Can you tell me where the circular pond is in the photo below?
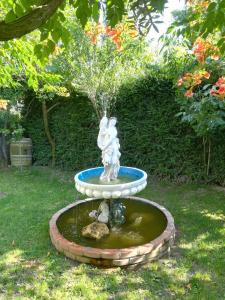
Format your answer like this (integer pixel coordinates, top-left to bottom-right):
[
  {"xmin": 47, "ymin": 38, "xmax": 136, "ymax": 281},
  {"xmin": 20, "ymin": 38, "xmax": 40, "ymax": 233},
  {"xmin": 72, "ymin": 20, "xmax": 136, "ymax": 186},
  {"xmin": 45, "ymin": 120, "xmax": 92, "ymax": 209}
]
[{"xmin": 50, "ymin": 197, "xmax": 175, "ymax": 267}]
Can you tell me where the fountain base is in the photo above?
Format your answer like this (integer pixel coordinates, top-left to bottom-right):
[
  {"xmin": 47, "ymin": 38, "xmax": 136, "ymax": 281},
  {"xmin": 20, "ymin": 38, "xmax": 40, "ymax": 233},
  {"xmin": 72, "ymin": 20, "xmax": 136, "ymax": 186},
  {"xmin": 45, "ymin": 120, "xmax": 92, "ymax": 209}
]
[{"xmin": 49, "ymin": 197, "xmax": 175, "ymax": 267}]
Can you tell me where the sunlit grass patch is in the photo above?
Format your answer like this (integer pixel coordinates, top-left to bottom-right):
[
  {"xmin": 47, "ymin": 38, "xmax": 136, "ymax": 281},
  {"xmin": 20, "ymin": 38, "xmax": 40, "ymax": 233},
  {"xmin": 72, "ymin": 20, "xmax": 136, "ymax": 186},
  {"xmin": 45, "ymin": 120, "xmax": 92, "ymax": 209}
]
[{"xmin": 0, "ymin": 167, "xmax": 224, "ymax": 299}]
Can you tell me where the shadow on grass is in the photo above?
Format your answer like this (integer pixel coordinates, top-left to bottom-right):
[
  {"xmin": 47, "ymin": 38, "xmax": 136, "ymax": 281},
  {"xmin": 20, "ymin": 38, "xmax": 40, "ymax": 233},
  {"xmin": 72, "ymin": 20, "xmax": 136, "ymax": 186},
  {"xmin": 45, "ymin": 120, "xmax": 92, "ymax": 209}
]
[{"xmin": 0, "ymin": 168, "xmax": 224, "ymax": 299}]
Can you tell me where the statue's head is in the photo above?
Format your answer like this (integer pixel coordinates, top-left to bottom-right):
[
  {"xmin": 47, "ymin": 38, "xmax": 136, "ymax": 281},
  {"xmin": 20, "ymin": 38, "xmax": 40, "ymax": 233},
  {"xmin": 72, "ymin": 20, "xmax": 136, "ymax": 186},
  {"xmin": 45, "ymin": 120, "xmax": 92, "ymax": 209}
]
[
  {"xmin": 109, "ymin": 117, "xmax": 117, "ymax": 127},
  {"xmin": 99, "ymin": 116, "xmax": 108, "ymax": 128}
]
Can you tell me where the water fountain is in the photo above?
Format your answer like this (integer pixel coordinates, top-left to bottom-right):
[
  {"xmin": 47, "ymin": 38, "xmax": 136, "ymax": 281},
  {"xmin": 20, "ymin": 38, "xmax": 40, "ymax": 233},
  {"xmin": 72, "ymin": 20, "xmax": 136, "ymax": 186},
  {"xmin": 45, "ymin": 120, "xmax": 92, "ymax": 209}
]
[{"xmin": 49, "ymin": 116, "xmax": 175, "ymax": 267}]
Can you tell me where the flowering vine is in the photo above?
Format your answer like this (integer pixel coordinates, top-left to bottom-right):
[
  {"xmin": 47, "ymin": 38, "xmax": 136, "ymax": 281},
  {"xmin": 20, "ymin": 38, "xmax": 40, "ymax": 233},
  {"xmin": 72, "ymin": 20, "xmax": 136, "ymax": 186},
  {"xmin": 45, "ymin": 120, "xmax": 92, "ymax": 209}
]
[
  {"xmin": 187, "ymin": 0, "xmax": 209, "ymax": 10},
  {"xmin": 177, "ymin": 36, "xmax": 223, "ymax": 100},
  {"xmin": 210, "ymin": 76, "xmax": 225, "ymax": 100},
  {"xmin": 177, "ymin": 70, "xmax": 210, "ymax": 97},
  {"xmin": 85, "ymin": 22, "xmax": 138, "ymax": 51},
  {"xmin": 193, "ymin": 37, "xmax": 219, "ymax": 64}
]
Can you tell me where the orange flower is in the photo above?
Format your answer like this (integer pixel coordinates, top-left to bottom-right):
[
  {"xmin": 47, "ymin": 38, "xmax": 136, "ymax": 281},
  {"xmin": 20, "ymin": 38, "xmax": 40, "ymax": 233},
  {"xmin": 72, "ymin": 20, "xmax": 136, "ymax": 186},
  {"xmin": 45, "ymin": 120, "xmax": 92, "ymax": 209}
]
[
  {"xmin": 187, "ymin": 0, "xmax": 209, "ymax": 11},
  {"xmin": 177, "ymin": 78, "xmax": 183, "ymax": 86},
  {"xmin": 53, "ymin": 45, "xmax": 61, "ymax": 56},
  {"xmin": 85, "ymin": 22, "xmax": 138, "ymax": 50},
  {"xmin": 193, "ymin": 37, "xmax": 219, "ymax": 64},
  {"xmin": 211, "ymin": 54, "xmax": 219, "ymax": 61},
  {"xmin": 210, "ymin": 77, "xmax": 225, "ymax": 100},
  {"xmin": 178, "ymin": 70, "xmax": 211, "ymax": 97},
  {"xmin": 202, "ymin": 71, "xmax": 210, "ymax": 79},
  {"xmin": 0, "ymin": 100, "xmax": 8, "ymax": 110},
  {"xmin": 185, "ymin": 89, "xmax": 194, "ymax": 98},
  {"xmin": 216, "ymin": 76, "xmax": 225, "ymax": 86},
  {"xmin": 218, "ymin": 86, "xmax": 225, "ymax": 94},
  {"xmin": 128, "ymin": 30, "xmax": 138, "ymax": 38}
]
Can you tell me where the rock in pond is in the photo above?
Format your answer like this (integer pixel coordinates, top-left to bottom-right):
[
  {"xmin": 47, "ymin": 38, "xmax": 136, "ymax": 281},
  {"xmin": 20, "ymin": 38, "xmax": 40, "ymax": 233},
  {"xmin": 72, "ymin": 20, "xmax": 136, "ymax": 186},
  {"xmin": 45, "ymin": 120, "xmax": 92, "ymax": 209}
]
[
  {"xmin": 123, "ymin": 231, "xmax": 144, "ymax": 244},
  {"xmin": 81, "ymin": 222, "xmax": 110, "ymax": 240}
]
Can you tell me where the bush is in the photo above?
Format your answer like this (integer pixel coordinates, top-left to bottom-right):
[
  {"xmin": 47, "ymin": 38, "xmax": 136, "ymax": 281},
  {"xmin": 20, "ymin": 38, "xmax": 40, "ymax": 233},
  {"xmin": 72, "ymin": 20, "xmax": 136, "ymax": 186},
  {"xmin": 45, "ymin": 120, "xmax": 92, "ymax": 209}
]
[{"xmin": 23, "ymin": 75, "xmax": 225, "ymax": 184}]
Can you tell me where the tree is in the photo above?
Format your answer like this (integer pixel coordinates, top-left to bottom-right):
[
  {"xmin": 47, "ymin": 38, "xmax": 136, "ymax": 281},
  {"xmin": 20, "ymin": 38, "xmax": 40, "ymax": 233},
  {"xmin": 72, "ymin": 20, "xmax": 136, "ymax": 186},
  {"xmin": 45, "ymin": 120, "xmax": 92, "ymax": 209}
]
[
  {"xmin": 0, "ymin": 0, "xmax": 168, "ymax": 42},
  {"xmin": 0, "ymin": 0, "xmax": 64, "ymax": 41},
  {"xmin": 55, "ymin": 21, "xmax": 151, "ymax": 118},
  {"xmin": 0, "ymin": 29, "xmax": 68, "ymax": 167}
]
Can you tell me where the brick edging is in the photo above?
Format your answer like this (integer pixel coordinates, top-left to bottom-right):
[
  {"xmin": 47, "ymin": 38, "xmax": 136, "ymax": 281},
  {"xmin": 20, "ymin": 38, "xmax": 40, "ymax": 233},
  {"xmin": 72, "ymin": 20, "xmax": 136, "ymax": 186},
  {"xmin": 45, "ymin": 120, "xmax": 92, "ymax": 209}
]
[{"xmin": 49, "ymin": 197, "xmax": 175, "ymax": 267}]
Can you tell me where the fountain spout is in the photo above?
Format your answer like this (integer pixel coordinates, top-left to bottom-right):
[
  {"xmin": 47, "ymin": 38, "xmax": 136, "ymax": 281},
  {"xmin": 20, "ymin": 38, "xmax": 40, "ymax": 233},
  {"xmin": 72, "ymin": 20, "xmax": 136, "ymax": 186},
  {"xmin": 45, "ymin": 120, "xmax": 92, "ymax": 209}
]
[{"xmin": 97, "ymin": 116, "xmax": 121, "ymax": 182}]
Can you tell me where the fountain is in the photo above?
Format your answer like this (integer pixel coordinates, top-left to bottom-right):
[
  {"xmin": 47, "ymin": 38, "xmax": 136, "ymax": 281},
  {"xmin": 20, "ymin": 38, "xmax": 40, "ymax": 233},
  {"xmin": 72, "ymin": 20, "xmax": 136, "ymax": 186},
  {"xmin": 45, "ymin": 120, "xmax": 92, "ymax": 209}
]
[{"xmin": 49, "ymin": 116, "xmax": 175, "ymax": 267}]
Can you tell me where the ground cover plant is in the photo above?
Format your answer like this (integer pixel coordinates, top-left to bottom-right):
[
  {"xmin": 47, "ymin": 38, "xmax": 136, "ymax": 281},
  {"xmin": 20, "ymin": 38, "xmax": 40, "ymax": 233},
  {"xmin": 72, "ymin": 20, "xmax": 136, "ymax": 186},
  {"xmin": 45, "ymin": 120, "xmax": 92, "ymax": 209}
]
[{"xmin": 0, "ymin": 167, "xmax": 224, "ymax": 299}]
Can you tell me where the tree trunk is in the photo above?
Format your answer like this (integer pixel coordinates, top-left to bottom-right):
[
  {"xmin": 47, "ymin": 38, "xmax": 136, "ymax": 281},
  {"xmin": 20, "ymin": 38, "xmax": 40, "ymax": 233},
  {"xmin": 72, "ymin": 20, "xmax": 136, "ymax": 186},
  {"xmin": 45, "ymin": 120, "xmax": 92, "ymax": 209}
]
[
  {"xmin": 0, "ymin": 0, "xmax": 65, "ymax": 41},
  {"xmin": 206, "ymin": 138, "xmax": 211, "ymax": 177},
  {"xmin": 0, "ymin": 134, "xmax": 8, "ymax": 167},
  {"xmin": 42, "ymin": 101, "xmax": 56, "ymax": 167}
]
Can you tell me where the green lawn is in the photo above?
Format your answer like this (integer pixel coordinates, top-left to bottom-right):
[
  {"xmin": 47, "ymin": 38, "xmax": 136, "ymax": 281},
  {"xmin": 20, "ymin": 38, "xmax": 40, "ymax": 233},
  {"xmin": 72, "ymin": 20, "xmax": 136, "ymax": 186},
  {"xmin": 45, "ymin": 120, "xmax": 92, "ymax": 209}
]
[{"xmin": 0, "ymin": 167, "xmax": 224, "ymax": 300}]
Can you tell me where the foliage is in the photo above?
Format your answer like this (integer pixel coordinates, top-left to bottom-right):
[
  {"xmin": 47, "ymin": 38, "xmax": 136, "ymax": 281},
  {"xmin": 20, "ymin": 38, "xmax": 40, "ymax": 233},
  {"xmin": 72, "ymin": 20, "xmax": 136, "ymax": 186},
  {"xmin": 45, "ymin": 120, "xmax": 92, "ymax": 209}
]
[
  {"xmin": 0, "ymin": 32, "xmax": 65, "ymax": 93},
  {"xmin": 0, "ymin": 106, "xmax": 23, "ymax": 141},
  {"xmin": 0, "ymin": 95, "xmax": 23, "ymax": 166},
  {"xmin": 167, "ymin": 0, "xmax": 225, "ymax": 53},
  {"xmin": 175, "ymin": 35, "xmax": 225, "ymax": 175},
  {"xmin": 0, "ymin": 167, "xmax": 225, "ymax": 299},
  {"xmin": 0, "ymin": 0, "xmax": 168, "ymax": 66},
  {"xmin": 0, "ymin": 88, "xmax": 25, "ymax": 166},
  {"xmin": 22, "ymin": 74, "xmax": 225, "ymax": 183},
  {"xmin": 54, "ymin": 20, "xmax": 151, "ymax": 117}
]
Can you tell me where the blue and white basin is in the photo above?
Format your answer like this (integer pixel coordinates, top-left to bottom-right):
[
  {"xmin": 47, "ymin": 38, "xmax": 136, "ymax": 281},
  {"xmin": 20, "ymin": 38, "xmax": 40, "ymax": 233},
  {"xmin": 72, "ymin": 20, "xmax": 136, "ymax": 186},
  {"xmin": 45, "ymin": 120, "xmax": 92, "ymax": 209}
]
[{"xmin": 75, "ymin": 166, "xmax": 147, "ymax": 199}]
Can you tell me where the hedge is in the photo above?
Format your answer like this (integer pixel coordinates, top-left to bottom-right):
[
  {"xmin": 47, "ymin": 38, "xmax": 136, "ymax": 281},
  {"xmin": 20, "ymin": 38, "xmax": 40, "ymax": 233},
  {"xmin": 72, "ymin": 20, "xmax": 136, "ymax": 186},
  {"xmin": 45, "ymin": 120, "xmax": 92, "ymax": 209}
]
[{"xmin": 23, "ymin": 76, "xmax": 225, "ymax": 184}]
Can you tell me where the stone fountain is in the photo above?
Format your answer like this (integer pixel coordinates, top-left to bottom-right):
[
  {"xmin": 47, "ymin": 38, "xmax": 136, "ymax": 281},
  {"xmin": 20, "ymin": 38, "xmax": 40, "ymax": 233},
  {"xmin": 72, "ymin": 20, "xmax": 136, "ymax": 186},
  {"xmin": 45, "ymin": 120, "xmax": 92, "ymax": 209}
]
[{"xmin": 49, "ymin": 116, "xmax": 175, "ymax": 267}]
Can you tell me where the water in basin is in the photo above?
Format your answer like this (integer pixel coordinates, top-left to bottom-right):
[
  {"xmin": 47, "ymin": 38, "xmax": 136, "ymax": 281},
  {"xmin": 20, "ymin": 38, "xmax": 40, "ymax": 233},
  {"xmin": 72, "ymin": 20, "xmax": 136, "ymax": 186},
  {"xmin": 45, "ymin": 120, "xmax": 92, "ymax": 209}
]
[
  {"xmin": 57, "ymin": 199, "xmax": 167, "ymax": 249},
  {"xmin": 85, "ymin": 175, "xmax": 134, "ymax": 185}
]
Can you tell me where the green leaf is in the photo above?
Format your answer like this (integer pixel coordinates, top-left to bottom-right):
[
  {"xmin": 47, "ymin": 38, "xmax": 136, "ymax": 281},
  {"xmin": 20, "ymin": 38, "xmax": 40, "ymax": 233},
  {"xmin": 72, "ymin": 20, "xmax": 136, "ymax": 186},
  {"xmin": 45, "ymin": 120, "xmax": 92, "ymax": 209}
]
[
  {"xmin": 14, "ymin": 4, "xmax": 24, "ymax": 17},
  {"xmin": 92, "ymin": 2, "xmax": 99, "ymax": 23},
  {"xmin": 207, "ymin": 2, "xmax": 217, "ymax": 11},
  {"xmin": 5, "ymin": 10, "xmax": 17, "ymax": 23},
  {"xmin": 51, "ymin": 28, "xmax": 61, "ymax": 43},
  {"xmin": 60, "ymin": 27, "xmax": 70, "ymax": 46},
  {"xmin": 46, "ymin": 39, "xmax": 55, "ymax": 55},
  {"xmin": 40, "ymin": 30, "xmax": 49, "ymax": 41},
  {"xmin": 34, "ymin": 44, "xmax": 42, "ymax": 58}
]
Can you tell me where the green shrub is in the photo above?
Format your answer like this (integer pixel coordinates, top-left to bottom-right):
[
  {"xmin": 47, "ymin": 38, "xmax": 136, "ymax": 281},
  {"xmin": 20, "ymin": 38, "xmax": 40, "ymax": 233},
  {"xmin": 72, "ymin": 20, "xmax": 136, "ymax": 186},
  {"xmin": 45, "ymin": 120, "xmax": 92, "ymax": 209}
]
[{"xmin": 22, "ymin": 75, "xmax": 225, "ymax": 184}]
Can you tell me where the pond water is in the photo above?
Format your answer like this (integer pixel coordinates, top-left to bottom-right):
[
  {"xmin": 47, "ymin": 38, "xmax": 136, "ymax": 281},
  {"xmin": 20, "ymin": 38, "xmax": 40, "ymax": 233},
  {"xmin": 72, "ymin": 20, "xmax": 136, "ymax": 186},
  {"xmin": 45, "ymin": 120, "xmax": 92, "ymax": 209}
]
[
  {"xmin": 85, "ymin": 175, "xmax": 134, "ymax": 185},
  {"xmin": 57, "ymin": 199, "xmax": 167, "ymax": 249}
]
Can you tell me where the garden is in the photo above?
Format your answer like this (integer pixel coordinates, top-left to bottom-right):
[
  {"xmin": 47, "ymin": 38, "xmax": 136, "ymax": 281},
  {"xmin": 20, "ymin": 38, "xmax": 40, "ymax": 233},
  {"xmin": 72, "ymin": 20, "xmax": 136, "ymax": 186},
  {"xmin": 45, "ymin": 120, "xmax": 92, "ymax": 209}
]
[{"xmin": 0, "ymin": 0, "xmax": 225, "ymax": 299}]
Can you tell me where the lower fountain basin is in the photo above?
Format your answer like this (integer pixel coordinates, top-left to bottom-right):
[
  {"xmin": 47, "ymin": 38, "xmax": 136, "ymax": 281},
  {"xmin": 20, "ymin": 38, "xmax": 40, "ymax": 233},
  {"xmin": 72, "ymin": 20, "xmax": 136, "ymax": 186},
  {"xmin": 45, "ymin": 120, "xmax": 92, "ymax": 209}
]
[
  {"xmin": 49, "ymin": 197, "xmax": 175, "ymax": 267},
  {"xmin": 74, "ymin": 166, "xmax": 147, "ymax": 198}
]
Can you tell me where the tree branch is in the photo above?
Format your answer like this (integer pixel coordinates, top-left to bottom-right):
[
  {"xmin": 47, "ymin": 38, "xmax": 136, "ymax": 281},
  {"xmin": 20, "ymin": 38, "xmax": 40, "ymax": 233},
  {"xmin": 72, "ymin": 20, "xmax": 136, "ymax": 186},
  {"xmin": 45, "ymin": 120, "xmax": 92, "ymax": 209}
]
[
  {"xmin": 0, "ymin": 0, "xmax": 65, "ymax": 41},
  {"xmin": 47, "ymin": 102, "xmax": 60, "ymax": 113}
]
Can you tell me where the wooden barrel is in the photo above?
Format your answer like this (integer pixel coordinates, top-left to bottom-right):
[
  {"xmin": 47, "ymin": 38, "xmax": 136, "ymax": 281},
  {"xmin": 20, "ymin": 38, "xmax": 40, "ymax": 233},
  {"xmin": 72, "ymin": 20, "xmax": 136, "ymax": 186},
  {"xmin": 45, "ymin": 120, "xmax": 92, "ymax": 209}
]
[{"xmin": 10, "ymin": 138, "xmax": 32, "ymax": 167}]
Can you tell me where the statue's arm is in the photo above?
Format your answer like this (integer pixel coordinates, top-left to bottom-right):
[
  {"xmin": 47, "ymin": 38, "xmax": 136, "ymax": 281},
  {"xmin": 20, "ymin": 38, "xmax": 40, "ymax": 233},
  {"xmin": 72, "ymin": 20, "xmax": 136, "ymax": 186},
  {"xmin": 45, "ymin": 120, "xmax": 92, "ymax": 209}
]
[
  {"xmin": 102, "ymin": 128, "xmax": 117, "ymax": 150},
  {"xmin": 102, "ymin": 134, "xmax": 116, "ymax": 150},
  {"xmin": 97, "ymin": 129, "xmax": 106, "ymax": 149}
]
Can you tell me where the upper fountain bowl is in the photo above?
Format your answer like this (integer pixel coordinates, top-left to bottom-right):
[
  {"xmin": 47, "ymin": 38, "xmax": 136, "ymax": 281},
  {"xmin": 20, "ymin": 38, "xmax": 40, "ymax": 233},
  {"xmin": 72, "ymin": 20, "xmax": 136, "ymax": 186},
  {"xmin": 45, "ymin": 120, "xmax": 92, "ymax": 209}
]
[{"xmin": 75, "ymin": 166, "xmax": 147, "ymax": 199}]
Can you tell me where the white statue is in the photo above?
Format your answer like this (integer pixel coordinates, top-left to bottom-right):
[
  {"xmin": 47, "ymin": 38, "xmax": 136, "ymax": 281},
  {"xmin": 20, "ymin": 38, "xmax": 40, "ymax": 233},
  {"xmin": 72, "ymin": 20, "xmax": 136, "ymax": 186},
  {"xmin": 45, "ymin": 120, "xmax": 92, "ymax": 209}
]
[
  {"xmin": 97, "ymin": 200, "xmax": 110, "ymax": 223},
  {"xmin": 97, "ymin": 116, "xmax": 121, "ymax": 182},
  {"xmin": 88, "ymin": 200, "xmax": 109, "ymax": 224}
]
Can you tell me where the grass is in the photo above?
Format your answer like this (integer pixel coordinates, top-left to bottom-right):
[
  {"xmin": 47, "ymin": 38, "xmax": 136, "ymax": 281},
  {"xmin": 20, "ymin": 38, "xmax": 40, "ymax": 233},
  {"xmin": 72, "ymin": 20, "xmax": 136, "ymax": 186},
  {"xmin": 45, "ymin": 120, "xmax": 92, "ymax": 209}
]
[{"xmin": 0, "ymin": 166, "xmax": 224, "ymax": 300}]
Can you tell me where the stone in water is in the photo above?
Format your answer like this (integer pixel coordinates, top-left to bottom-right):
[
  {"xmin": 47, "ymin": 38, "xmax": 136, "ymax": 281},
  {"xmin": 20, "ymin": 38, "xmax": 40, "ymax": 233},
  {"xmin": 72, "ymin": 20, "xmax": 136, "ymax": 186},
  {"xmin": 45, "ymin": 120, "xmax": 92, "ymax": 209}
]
[
  {"xmin": 133, "ymin": 216, "xmax": 143, "ymax": 226},
  {"xmin": 89, "ymin": 210, "xmax": 98, "ymax": 219},
  {"xmin": 123, "ymin": 231, "xmax": 144, "ymax": 244},
  {"xmin": 82, "ymin": 222, "xmax": 109, "ymax": 240}
]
